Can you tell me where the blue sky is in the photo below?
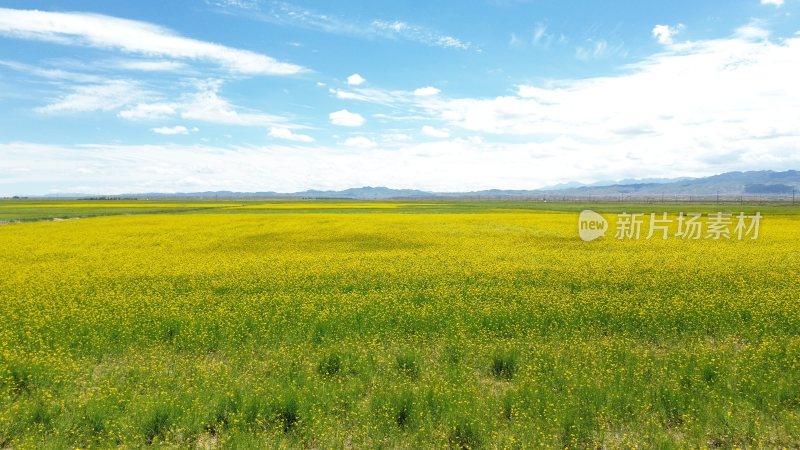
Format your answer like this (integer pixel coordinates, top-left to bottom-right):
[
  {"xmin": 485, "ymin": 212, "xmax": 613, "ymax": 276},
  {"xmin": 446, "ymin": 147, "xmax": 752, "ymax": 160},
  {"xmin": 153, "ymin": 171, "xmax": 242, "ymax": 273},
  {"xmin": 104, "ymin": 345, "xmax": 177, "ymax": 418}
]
[{"xmin": 0, "ymin": 0, "xmax": 798, "ymax": 195}]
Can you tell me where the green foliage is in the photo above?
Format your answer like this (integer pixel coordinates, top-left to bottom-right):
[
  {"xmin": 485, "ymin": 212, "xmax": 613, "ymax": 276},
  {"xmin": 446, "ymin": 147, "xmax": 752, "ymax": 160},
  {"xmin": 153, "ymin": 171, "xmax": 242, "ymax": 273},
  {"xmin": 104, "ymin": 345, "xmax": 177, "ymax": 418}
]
[
  {"xmin": 317, "ymin": 353, "xmax": 343, "ymax": 378},
  {"xmin": 396, "ymin": 351, "xmax": 421, "ymax": 379},
  {"xmin": 490, "ymin": 349, "xmax": 518, "ymax": 381}
]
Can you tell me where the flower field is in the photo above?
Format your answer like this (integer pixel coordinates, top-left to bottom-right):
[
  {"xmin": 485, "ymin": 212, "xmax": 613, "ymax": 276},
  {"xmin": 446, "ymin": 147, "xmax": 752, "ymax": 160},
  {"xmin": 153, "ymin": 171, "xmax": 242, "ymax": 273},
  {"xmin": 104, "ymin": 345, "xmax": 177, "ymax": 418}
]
[{"xmin": 1, "ymin": 200, "xmax": 799, "ymax": 448}]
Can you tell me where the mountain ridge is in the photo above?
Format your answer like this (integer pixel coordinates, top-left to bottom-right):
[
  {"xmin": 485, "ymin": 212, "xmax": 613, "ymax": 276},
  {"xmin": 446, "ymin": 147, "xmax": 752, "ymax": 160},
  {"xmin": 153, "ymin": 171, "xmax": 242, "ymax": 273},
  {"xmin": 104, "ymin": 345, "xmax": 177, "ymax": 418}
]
[{"xmin": 33, "ymin": 170, "xmax": 800, "ymax": 199}]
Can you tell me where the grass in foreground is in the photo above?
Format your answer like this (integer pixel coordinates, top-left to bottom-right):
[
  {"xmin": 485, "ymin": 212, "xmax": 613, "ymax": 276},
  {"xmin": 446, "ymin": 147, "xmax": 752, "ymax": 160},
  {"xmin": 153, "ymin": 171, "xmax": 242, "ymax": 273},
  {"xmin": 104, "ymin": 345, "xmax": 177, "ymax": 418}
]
[{"xmin": 1, "ymin": 201, "xmax": 799, "ymax": 448}]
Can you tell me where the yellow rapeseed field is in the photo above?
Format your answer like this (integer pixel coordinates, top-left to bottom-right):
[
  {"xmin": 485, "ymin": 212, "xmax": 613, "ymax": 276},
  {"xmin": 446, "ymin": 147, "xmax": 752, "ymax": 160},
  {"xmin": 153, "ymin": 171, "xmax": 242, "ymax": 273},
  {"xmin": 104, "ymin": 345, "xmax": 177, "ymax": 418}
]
[{"xmin": 0, "ymin": 201, "xmax": 798, "ymax": 448}]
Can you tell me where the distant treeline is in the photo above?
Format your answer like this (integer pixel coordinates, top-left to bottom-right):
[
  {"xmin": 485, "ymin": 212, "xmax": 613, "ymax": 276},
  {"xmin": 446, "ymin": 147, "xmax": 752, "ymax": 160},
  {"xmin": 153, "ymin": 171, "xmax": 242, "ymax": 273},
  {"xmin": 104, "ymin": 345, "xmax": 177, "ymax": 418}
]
[{"xmin": 78, "ymin": 196, "xmax": 140, "ymax": 201}]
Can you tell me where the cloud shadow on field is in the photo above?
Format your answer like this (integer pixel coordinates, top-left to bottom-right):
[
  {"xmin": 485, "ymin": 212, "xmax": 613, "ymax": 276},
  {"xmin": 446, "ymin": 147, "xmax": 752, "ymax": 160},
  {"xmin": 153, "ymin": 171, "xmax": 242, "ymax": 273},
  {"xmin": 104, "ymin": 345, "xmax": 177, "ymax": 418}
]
[{"xmin": 219, "ymin": 231, "xmax": 430, "ymax": 254}]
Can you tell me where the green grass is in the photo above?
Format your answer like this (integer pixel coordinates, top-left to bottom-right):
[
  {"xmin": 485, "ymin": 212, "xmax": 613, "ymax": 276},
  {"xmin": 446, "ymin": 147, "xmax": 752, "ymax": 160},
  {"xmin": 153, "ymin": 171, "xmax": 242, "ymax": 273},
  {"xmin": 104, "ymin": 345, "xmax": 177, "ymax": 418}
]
[
  {"xmin": 0, "ymin": 199, "xmax": 238, "ymax": 222},
  {"xmin": 4, "ymin": 198, "xmax": 799, "ymax": 223}
]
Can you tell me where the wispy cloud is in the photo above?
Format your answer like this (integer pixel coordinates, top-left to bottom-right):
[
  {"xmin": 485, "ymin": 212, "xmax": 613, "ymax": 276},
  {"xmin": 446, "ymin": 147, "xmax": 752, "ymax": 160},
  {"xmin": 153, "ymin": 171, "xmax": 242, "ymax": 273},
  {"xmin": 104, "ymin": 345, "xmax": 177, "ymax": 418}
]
[
  {"xmin": 8, "ymin": 50, "xmax": 300, "ymax": 129},
  {"xmin": 25, "ymin": 65, "xmax": 300, "ymax": 129},
  {"xmin": 371, "ymin": 20, "xmax": 472, "ymax": 50},
  {"xmin": 0, "ymin": 7, "xmax": 305, "ymax": 75},
  {"xmin": 331, "ymin": 85, "xmax": 444, "ymax": 112},
  {"xmin": 178, "ymin": 80, "xmax": 294, "ymax": 127},
  {"xmin": 0, "ymin": 59, "xmax": 102, "ymax": 83},
  {"xmin": 111, "ymin": 60, "xmax": 189, "ymax": 72},
  {"xmin": 509, "ymin": 22, "xmax": 566, "ymax": 49},
  {"xmin": 330, "ymin": 87, "xmax": 401, "ymax": 106},
  {"xmin": 575, "ymin": 39, "xmax": 627, "ymax": 60},
  {"xmin": 207, "ymin": 1, "xmax": 475, "ymax": 51},
  {"xmin": 533, "ymin": 23, "xmax": 549, "ymax": 45},
  {"xmin": 37, "ymin": 80, "xmax": 151, "ymax": 114},
  {"xmin": 212, "ymin": 0, "xmax": 260, "ymax": 9},
  {"xmin": 118, "ymin": 102, "xmax": 178, "ymax": 120}
]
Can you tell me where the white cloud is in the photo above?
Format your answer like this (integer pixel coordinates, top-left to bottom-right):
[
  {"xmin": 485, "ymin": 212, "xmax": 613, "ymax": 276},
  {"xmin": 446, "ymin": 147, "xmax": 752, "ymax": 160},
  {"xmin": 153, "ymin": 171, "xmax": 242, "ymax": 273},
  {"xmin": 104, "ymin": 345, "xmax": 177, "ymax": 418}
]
[
  {"xmin": 374, "ymin": 20, "xmax": 408, "ymax": 32},
  {"xmin": 37, "ymin": 80, "xmax": 148, "ymax": 114},
  {"xmin": 343, "ymin": 136, "xmax": 377, "ymax": 149},
  {"xmin": 5, "ymin": 134, "xmax": 799, "ymax": 196},
  {"xmin": 4, "ymin": 21, "xmax": 800, "ymax": 195},
  {"xmin": 436, "ymin": 36, "xmax": 470, "ymax": 50},
  {"xmin": 402, "ymin": 25, "xmax": 800, "ymax": 176},
  {"xmin": 421, "ymin": 125, "xmax": 450, "ymax": 138},
  {"xmin": 180, "ymin": 80, "xmax": 290, "ymax": 127},
  {"xmin": 329, "ymin": 109, "xmax": 365, "ymax": 127},
  {"xmin": 414, "ymin": 86, "xmax": 441, "ymax": 96},
  {"xmin": 152, "ymin": 125, "xmax": 189, "ymax": 135},
  {"xmin": 761, "ymin": 0, "xmax": 784, "ymax": 6},
  {"xmin": 0, "ymin": 8, "xmax": 304, "ymax": 75},
  {"xmin": 652, "ymin": 24, "xmax": 685, "ymax": 45},
  {"xmin": 118, "ymin": 102, "xmax": 177, "ymax": 120},
  {"xmin": 268, "ymin": 127, "xmax": 315, "ymax": 142},
  {"xmin": 347, "ymin": 73, "xmax": 366, "ymax": 86},
  {"xmin": 312, "ymin": 23, "xmax": 800, "ymax": 185},
  {"xmin": 383, "ymin": 133, "xmax": 413, "ymax": 142},
  {"xmin": 517, "ymin": 85, "xmax": 563, "ymax": 103},
  {"xmin": 46, "ymin": 78, "xmax": 295, "ymax": 128},
  {"xmin": 112, "ymin": 59, "xmax": 187, "ymax": 72},
  {"xmin": 318, "ymin": 22, "xmax": 800, "ymax": 187},
  {"xmin": 736, "ymin": 22, "xmax": 771, "ymax": 40}
]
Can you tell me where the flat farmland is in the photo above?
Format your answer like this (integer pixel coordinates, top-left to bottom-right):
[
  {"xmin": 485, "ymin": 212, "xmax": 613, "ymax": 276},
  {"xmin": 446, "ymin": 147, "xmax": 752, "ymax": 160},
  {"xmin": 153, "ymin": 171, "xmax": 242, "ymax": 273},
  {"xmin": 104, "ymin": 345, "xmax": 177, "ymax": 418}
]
[{"xmin": 1, "ymin": 200, "xmax": 799, "ymax": 448}]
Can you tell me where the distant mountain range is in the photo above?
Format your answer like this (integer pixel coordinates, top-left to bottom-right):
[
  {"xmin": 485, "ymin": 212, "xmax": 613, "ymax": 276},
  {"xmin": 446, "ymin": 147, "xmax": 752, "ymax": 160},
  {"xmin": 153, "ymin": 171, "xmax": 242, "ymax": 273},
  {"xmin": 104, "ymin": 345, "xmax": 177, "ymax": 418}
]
[
  {"xmin": 40, "ymin": 170, "xmax": 800, "ymax": 200},
  {"xmin": 538, "ymin": 176, "xmax": 694, "ymax": 191},
  {"xmin": 537, "ymin": 170, "xmax": 800, "ymax": 197}
]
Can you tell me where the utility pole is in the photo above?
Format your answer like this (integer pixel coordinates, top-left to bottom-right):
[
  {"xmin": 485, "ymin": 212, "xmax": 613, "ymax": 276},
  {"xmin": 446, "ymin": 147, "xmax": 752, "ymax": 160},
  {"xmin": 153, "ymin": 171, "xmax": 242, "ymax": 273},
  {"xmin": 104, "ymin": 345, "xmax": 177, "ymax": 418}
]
[{"xmin": 793, "ymin": 186, "xmax": 796, "ymax": 206}]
